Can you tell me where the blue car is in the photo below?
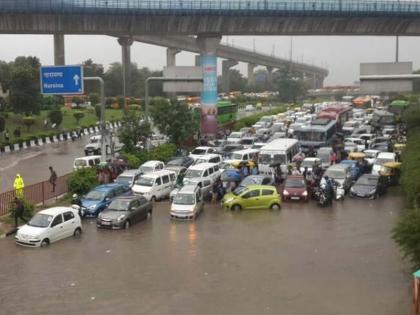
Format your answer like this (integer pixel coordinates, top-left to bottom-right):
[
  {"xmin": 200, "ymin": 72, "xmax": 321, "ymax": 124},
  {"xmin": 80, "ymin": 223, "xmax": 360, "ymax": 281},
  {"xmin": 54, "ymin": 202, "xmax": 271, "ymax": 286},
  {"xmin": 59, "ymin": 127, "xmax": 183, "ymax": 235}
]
[
  {"xmin": 340, "ymin": 160, "xmax": 362, "ymax": 181},
  {"xmin": 80, "ymin": 183, "xmax": 131, "ymax": 217}
]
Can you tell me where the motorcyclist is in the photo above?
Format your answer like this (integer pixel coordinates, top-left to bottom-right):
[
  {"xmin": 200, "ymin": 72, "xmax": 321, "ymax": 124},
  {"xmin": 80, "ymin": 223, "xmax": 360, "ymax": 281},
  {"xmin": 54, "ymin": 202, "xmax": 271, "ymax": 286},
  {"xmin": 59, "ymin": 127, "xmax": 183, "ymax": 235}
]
[{"xmin": 322, "ymin": 176, "xmax": 334, "ymax": 204}]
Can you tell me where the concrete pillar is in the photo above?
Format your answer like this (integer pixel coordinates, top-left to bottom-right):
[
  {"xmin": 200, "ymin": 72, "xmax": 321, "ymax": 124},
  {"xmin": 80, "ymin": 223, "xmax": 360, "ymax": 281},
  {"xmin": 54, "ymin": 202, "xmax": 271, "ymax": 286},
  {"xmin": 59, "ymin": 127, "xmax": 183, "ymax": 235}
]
[
  {"xmin": 266, "ymin": 66, "xmax": 274, "ymax": 88},
  {"xmin": 167, "ymin": 48, "xmax": 181, "ymax": 67},
  {"xmin": 222, "ymin": 59, "xmax": 238, "ymax": 93},
  {"xmin": 117, "ymin": 37, "xmax": 134, "ymax": 98},
  {"xmin": 197, "ymin": 35, "xmax": 221, "ymax": 136},
  {"xmin": 54, "ymin": 34, "xmax": 65, "ymax": 65},
  {"xmin": 195, "ymin": 55, "xmax": 201, "ymax": 66},
  {"xmin": 248, "ymin": 63, "xmax": 256, "ymax": 86}
]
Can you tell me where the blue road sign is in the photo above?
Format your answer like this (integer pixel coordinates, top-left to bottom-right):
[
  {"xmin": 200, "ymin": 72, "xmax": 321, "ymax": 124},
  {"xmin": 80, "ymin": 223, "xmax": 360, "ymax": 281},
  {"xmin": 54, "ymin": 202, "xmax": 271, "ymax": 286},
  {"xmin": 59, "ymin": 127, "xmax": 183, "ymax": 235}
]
[{"xmin": 40, "ymin": 65, "xmax": 84, "ymax": 95}]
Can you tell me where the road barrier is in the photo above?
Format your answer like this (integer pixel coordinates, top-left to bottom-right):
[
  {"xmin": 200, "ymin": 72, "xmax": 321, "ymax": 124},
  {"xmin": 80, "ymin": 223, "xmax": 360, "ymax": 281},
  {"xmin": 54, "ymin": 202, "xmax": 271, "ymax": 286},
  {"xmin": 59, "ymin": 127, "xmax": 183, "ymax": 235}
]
[{"xmin": 0, "ymin": 173, "xmax": 72, "ymax": 216}]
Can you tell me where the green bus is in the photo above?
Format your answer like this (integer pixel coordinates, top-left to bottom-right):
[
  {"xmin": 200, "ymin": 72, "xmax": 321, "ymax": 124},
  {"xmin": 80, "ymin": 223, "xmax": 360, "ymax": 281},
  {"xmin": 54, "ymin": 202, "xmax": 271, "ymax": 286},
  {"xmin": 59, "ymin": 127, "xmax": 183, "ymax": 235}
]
[{"xmin": 217, "ymin": 101, "xmax": 238, "ymax": 127}]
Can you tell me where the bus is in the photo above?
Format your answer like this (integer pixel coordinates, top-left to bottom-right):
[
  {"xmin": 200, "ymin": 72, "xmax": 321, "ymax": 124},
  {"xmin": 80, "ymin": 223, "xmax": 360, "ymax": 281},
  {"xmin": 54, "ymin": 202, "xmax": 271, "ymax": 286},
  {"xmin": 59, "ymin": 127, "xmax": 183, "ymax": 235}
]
[
  {"xmin": 217, "ymin": 101, "xmax": 238, "ymax": 127},
  {"xmin": 294, "ymin": 119, "xmax": 337, "ymax": 152},
  {"xmin": 258, "ymin": 139, "xmax": 300, "ymax": 175},
  {"xmin": 316, "ymin": 105, "xmax": 352, "ymax": 130}
]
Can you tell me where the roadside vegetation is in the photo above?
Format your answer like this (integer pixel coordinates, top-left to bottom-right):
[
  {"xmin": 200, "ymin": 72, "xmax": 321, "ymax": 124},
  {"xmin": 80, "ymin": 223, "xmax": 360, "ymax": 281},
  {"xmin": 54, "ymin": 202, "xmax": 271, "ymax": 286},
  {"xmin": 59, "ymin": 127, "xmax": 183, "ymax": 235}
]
[{"xmin": 393, "ymin": 104, "xmax": 420, "ymax": 268}]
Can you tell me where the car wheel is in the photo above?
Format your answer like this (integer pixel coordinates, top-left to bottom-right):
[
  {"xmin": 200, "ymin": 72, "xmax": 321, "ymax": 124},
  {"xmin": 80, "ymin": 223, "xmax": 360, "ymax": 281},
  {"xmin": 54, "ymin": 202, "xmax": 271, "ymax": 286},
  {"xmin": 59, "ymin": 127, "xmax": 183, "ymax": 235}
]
[
  {"xmin": 73, "ymin": 228, "xmax": 82, "ymax": 238},
  {"xmin": 40, "ymin": 239, "xmax": 50, "ymax": 248},
  {"xmin": 232, "ymin": 204, "xmax": 241, "ymax": 211},
  {"xmin": 124, "ymin": 220, "xmax": 131, "ymax": 229},
  {"xmin": 270, "ymin": 203, "xmax": 281, "ymax": 211}
]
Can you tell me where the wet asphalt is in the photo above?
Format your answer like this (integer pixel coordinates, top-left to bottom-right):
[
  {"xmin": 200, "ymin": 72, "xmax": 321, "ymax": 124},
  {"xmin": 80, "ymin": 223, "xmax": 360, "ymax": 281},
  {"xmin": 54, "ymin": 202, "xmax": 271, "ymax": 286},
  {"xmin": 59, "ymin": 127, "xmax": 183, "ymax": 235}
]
[{"xmin": 0, "ymin": 192, "xmax": 410, "ymax": 315}]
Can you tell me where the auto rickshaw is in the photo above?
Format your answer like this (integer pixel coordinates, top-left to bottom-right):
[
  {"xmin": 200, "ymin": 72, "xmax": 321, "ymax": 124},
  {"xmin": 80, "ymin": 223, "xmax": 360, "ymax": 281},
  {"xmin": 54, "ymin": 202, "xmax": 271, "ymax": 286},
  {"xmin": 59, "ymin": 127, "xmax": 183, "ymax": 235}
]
[
  {"xmin": 379, "ymin": 162, "xmax": 401, "ymax": 186},
  {"xmin": 348, "ymin": 152, "xmax": 365, "ymax": 162}
]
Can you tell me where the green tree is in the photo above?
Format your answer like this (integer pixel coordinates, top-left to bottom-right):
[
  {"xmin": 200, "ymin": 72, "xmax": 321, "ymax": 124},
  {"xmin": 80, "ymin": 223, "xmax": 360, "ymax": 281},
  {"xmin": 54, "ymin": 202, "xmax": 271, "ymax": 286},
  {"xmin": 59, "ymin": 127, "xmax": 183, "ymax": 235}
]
[
  {"xmin": 73, "ymin": 111, "xmax": 85, "ymax": 124},
  {"xmin": 118, "ymin": 111, "xmax": 151, "ymax": 152},
  {"xmin": 9, "ymin": 56, "xmax": 41, "ymax": 114},
  {"xmin": 22, "ymin": 116, "xmax": 35, "ymax": 131},
  {"xmin": 48, "ymin": 109, "xmax": 63, "ymax": 127},
  {"xmin": 83, "ymin": 59, "xmax": 104, "ymax": 94},
  {"xmin": 274, "ymin": 67, "xmax": 308, "ymax": 103},
  {"xmin": 150, "ymin": 98, "xmax": 199, "ymax": 145},
  {"xmin": 0, "ymin": 61, "xmax": 12, "ymax": 93},
  {"xmin": 89, "ymin": 93, "xmax": 100, "ymax": 106},
  {"xmin": 67, "ymin": 168, "xmax": 98, "ymax": 196},
  {"xmin": 0, "ymin": 116, "xmax": 5, "ymax": 133}
]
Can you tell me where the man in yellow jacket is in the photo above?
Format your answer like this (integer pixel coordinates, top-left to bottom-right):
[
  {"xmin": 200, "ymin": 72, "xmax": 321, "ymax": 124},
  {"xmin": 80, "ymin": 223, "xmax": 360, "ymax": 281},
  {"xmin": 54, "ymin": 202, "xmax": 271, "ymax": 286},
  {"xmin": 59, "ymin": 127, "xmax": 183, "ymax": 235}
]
[{"xmin": 13, "ymin": 174, "xmax": 24, "ymax": 198}]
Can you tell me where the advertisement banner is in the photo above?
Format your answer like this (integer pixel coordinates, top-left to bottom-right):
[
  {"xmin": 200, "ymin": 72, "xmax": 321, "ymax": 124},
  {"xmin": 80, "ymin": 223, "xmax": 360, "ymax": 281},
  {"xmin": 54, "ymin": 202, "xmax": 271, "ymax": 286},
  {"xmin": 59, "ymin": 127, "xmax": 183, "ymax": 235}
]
[{"xmin": 200, "ymin": 55, "xmax": 218, "ymax": 135}]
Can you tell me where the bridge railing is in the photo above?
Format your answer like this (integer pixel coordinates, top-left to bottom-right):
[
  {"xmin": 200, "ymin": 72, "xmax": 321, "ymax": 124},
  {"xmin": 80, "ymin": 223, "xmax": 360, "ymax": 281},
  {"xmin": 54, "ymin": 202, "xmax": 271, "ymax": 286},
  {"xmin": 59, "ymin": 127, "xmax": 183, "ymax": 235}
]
[{"xmin": 2, "ymin": 0, "xmax": 420, "ymax": 15}]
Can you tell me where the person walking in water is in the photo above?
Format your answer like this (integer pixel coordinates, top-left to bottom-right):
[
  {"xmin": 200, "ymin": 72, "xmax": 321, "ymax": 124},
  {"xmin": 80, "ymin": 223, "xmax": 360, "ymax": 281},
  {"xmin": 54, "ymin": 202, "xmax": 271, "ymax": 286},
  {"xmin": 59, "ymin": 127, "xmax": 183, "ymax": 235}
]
[
  {"xmin": 49, "ymin": 166, "xmax": 57, "ymax": 193},
  {"xmin": 13, "ymin": 174, "xmax": 24, "ymax": 198},
  {"xmin": 13, "ymin": 197, "xmax": 27, "ymax": 227}
]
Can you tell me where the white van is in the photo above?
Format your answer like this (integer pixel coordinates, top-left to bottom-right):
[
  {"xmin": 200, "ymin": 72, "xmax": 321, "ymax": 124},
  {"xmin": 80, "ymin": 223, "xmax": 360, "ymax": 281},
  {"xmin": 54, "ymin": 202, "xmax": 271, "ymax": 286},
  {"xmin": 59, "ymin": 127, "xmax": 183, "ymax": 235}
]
[
  {"xmin": 73, "ymin": 155, "xmax": 101, "ymax": 170},
  {"xmin": 138, "ymin": 160, "xmax": 165, "ymax": 174},
  {"xmin": 132, "ymin": 170, "xmax": 176, "ymax": 201},
  {"xmin": 193, "ymin": 154, "xmax": 223, "ymax": 166},
  {"xmin": 170, "ymin": 185, "xmax": 204, "ymax": 220},
  {"xmin": 184, "ymin": 163, "xmax": 221, "ymax": 184},
  {"xmin": 227, "ymin": 131, "xmax": 245, "ymax": 144},
  {"xmin": 225, "ymin": 149, "xmax": 259, "ymax": 164},
  {"xmin": 372, "ymin": 152, "xmax": 397, "ymax": 175},
  {"xmin": 258, "ymin": 139, "xmax": 300, "ymax": 174},
  {"xmin": 189, "ymin": 146, "xmax": 217, "ymax": 160}
]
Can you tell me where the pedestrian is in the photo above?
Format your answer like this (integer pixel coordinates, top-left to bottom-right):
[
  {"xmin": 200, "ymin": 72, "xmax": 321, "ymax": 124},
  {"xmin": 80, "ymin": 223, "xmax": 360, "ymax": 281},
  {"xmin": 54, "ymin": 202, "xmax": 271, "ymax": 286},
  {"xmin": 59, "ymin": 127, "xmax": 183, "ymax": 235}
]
[
  {"xmin": 330, "ymin": 151, "xmax": 337, "ymax": 165},
  {"xmin": 303, "ymin": 166, "xmax": 308, "ymax": 179},
  {"xmin": 13, "ymin": 174, "xmax": 24, "ymax": 198},
  {"xmin": 49, "ymin": 166, "xmax": 57, "ymax": 193},
  {"xmin": 13, "ymin": 197, "xmax": 27, "ymax": 227}
]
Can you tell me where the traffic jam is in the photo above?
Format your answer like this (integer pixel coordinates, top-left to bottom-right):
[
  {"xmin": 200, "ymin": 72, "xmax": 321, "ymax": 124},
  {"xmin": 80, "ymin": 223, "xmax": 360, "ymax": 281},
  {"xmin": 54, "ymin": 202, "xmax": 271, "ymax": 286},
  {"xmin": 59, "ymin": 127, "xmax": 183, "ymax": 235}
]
[{"xmin": 14, "ymin": 100, "xmax": 405, "ymax": 247}]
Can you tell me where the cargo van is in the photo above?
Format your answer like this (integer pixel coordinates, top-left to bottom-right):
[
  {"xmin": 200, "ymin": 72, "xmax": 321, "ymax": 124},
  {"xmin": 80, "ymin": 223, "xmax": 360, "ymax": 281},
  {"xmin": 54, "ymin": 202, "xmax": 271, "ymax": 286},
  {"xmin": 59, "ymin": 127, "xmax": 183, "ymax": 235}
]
[
  {"xmin": 170, "ymin": 185, "xmax": 204, "ymax": 220},
  {"xmin": 132, "ymin": 170, "xmax": 176, "ymax": 201}
]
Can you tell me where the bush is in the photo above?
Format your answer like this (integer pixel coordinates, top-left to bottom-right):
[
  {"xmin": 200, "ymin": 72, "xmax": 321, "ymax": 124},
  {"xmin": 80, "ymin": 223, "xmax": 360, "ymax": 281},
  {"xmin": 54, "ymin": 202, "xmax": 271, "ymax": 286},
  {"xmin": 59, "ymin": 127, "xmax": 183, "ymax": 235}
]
[
  {"xmin": 121, "ymin": 152, "xmax": 141, "ymax": 169},
  {"xmin": 95, "ymin": 104, "xmax": 102, "ymax": 119},
  {"xmin": 128, "ymin": 104, "xmax": 141, "ymax": 111},
  {"xmin": 67, "ymin": 168, "xmax": 97, "ymax": 196},
  {"xmin": 22, "ymin": 116, "xmax": 35, "ymax": 131},
  {"xmin": 393, "ymin": 209, "xmax": 420, "ymax": 268},
  {"xmin": 0, "ymin": 116, "xmax": 5, "ymax": 133},
  {"xmin": 149, "ymin": 144, "xmax": 177, "ymax": 162},
  {"xmin": 73, "ymin": 111, "xmax": 85, "ymax": 124},
  {"xmin": 48, "ymin": 109, "xmax": 63, "ymax": 127},
  {"xmin": 9, "ymin": 198, "xmax": 35, "ymax": 221}
]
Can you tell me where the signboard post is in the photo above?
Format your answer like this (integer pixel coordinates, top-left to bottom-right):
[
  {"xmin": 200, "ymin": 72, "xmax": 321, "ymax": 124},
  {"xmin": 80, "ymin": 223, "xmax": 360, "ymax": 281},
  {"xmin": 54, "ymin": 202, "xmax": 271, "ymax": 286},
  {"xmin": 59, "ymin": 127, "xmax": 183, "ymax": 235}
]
[{"xmin": 40, "ymin": 65, "xmax": 84, "ymax": 95}]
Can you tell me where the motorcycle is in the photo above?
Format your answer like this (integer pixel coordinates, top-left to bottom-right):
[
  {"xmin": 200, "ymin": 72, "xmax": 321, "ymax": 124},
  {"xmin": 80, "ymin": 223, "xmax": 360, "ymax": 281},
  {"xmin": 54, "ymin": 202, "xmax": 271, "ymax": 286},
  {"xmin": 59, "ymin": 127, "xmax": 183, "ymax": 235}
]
[{"xmin": 313, "ymin": 187, "xmax": 332, "ymax": 207}]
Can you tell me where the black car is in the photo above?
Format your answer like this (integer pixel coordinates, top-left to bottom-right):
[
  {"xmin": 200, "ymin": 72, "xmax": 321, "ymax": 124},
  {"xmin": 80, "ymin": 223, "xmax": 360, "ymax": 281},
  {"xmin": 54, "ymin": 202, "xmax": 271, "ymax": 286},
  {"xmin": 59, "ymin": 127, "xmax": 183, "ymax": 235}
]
[
  {"xmin": 96, "ymin": 195, "xmax": 152, "ymax": 229},
  {"xmin": 349, "ymin": 174, "xmax": 387, "ymax": 199},
  {"xmin": 166, "ymin": 156, "xmax": 194, "ymax": 168}
]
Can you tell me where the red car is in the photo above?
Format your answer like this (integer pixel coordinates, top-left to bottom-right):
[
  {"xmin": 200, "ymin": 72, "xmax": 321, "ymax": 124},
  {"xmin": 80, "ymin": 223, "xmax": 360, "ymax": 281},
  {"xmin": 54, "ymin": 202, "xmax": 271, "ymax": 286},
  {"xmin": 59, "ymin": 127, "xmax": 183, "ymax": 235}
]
[{"xmin": 282, "ymin": 175, "xmax": 309, "ymax": 201}]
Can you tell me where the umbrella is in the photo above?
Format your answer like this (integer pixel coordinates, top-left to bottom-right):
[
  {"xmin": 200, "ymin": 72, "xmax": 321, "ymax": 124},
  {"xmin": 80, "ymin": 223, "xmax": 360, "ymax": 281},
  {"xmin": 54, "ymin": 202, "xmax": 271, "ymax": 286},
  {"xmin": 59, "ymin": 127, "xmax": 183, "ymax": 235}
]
[{"xmin": 292, "ymin": 153, "xmax": 304, "ymax": 162}]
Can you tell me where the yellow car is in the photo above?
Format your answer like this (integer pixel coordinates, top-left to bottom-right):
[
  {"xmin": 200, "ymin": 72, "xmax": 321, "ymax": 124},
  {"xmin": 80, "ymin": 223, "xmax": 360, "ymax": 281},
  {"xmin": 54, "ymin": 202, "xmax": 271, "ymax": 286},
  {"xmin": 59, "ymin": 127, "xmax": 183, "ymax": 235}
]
[{"xmin": 222, "ymin": 185, "xmax": 281, "ymax": 211}]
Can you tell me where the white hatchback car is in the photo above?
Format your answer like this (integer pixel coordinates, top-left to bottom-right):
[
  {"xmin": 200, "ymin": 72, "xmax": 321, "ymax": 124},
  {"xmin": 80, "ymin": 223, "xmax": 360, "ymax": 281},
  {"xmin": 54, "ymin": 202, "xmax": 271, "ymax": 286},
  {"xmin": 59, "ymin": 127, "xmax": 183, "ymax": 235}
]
[{"xmin": 15, "ymin": 207, "xmax": 82, "ymax": 248}]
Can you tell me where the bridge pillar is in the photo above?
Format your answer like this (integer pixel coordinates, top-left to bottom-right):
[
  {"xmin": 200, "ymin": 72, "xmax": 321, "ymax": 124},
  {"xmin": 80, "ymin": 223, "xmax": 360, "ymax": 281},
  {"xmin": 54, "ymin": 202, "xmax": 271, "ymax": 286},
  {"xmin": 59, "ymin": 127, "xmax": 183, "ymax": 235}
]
[
  {"xmin": 195, "ymin": 55, "xmax": 201, "ymax": 66},
  {"xmin": 266, "ymin": 66, "xmax": 274, "ymax": 88},
  {"xmin": 167, "ymin": 47, "xmax": 181, "ymax": 67},
  {"xmin": 248, "ymin": 63, "xmax": 256, "ymax": 87},
  {"xmin": 118, "ymin": 37, "xmax": 134, "ymax": 100},
  {"xmin": 197, "ymin": 35, "xmax": 221, "ymax": 136},
  {"xmin": 222, "ymin": 59, "xmax": 238, "ymax": 93},
  {"xmin": 54, "ymin": 34, "xmax": 65, "ymax": 65}
]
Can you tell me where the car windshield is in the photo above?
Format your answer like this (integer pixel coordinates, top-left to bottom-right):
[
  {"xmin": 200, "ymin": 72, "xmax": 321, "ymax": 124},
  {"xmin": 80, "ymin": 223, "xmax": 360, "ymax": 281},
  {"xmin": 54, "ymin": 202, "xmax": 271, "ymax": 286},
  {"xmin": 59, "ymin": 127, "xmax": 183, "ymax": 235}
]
[
  {"xmin": 240, "ymin": 177, "xmax": 259, "ymax": 186},
  {"xmin": 173, "ymin": 193, "xmax": 195, "ymax": 205},
  {"xmin": 285, "ymin": 178, "xmax": 306, "ymax": 188},
  {"xmin": 230, "ymin": 153, "xmax": 243, "ymax": 160},
  {"xmin": 116, "ymin": 175, "xmax": 131, "ymax": 185},
  {"xmin": 325, "ymin": 169, "xmax": 345, "ymax": 179},
  {"xmin": 233, "ymin": 186, "xmax": 248, "ymax": 196},
  {"xmin": 74, "ymin": 160, "xmax": 87, "ymax": 167},
  {"xmin": 185, "ymin": 169, "xmax": 203, "ymax": 178},
  {"xmin": 85, "ymin": 190, "xmax": 106, "ymax": 200},
  {"xmin": 356, "ymin": 177, "xmax": 377, "ymax": 186},
  {"xmin": 28, "ymin": 213, "xmax": 53, "ymax": 228},
  {"xmin": 194, "ymin": 158, "xmax": 208, "ymax": 165},
  {"xmin": 135, "ymin": 177, "xmax": 154, "ymax": 187},
  {"xmin": 240, "ymin": 139, "xmax": 253, "ymax": 145},
  {"xmin": 229, "ymin": 133, "xmax": 242, "ymax": 138},
  {"xmin": 167, "ymin": 159, "xmax": 183, "ymax": 166},
  {"xmin": 108, "ymin": 199, "xmax": 130, "ymax": 211},
  {"xmin": 375, "ymin": 158, "xmax": 393, "ymax": 166},
  {"xmin": 139, "ymin": 166, "xmax": 154, "ymax": 173},
  {"xmin": 191, "ymin": 148, "xmax": 206, "ymax": 155}
]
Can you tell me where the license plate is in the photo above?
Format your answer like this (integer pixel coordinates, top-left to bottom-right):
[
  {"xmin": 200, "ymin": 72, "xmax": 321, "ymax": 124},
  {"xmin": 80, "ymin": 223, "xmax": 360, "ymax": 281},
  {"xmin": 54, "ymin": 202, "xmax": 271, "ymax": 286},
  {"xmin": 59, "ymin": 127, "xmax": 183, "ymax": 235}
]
[
  {"xmin": 291, "ymin": 197, "xmax": 300, "ymax": 200},
  {"xmin": 102, "ymin": 221, "xmax": 111, "ymax": 225}
]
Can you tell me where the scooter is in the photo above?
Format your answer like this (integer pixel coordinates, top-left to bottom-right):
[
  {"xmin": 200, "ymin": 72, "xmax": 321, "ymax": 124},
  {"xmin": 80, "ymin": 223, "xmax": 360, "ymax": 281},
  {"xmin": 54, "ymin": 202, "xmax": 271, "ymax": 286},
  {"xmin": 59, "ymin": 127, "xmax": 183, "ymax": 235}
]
[{"xmin": 334, "ymin": 183, "xmax": 345, "ymax": 201}]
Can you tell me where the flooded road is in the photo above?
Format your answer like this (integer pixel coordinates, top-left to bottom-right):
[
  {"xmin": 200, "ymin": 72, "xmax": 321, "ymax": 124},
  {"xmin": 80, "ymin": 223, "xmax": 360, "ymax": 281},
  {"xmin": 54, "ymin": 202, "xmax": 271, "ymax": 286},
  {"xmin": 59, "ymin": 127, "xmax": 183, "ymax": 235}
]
[{"xmin": 0, "ymin": 192, "xmax": 410, "ymax": 315}]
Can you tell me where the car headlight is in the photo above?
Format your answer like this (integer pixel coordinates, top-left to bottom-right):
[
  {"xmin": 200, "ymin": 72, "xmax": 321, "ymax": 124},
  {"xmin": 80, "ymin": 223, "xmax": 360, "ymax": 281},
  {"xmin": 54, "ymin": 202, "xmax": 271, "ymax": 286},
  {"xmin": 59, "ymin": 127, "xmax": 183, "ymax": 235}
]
[
  {"xmin": 224, "ymin": 198, "xmax": 234, "ymax": 204},
  {"xmin": 116, "ymin": 215, "xmax": 126, "ymax": 222},
  {"xmin": 283, "ymin": 190, "xmax": 289, "ymax": 196},
  {"xmin": 369, "ymin": 189, "xmax": 376, "ymax": 195},
  {"xmin": 302, "ymin": 191, "xmax": 308, "ymax": 196},
  {"xmin": 89, "ymin": 204, "xmax": 97, "ymax": 210}
]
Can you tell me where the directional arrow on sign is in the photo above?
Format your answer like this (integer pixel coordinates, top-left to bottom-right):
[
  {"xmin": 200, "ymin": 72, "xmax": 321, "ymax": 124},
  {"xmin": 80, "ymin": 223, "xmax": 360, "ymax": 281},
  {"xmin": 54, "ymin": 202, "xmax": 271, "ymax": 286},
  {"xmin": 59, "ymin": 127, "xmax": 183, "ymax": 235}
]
[{"xmin": 73, "ymin": 74, "xmax": 80, "ymax": 86}]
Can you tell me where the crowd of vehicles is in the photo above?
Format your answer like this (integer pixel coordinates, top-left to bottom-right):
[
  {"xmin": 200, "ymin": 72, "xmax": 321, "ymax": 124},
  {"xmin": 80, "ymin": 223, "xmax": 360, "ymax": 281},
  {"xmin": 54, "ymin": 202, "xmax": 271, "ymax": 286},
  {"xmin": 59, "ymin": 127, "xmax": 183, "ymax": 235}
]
[{"xmin": 15, "ymin": 99, "xmax": 407, "ymax": 247}]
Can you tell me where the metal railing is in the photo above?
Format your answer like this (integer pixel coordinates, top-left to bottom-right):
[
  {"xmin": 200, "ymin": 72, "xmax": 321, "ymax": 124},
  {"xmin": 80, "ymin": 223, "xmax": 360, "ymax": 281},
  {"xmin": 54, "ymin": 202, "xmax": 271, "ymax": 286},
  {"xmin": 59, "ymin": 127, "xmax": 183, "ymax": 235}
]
[
  {"xmin": 0, "ymin": 173, "xmax": 71, "ymax": 216},
  {"xmin": 1, "ymin": 0, "xmax": 420, "ymax": 16}
]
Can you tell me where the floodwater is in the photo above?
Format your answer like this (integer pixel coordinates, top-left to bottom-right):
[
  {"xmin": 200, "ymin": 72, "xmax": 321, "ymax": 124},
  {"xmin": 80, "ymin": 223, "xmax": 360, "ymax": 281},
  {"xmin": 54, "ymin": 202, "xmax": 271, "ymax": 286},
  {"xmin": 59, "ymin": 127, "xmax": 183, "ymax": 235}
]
[{"xmin": 0, "ymin": 193, "xmax": 410, "ymax": 315}]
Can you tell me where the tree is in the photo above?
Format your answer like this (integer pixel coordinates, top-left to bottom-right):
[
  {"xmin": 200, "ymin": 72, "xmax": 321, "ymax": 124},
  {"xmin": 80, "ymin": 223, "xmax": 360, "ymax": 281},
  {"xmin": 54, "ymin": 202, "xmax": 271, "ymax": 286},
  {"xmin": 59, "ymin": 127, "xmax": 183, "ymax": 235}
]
[
  {"xmin": 83, "ymin": 59, "xmax": 104, "ymax": 94},
  {"xmin": 22, "ymin": 116, "xmax": 35, "ymax": 131},
  {"xmin": 9, "ymin": 56, "xmax": 41, "ymax": 114},
  {"xmin": 73, "ymin": 111, "xmax": 85, "ymax": 124},
  {"xmin": 48, "ymin": 109, "xmax": 63, "ymax": 127},
  {"xmin": 89, "ymin": 93, "xmax": 100, "ymax": 106},
  {"xmin": 0, "ymin": 116, "xmax": 5, "ymax": 133},
  {"xmin": 273, "ymin": 67, "xmax": 308, "ymax": 103},
  {"xmin": 150, "ymin": 98, "xmax": 199, "ymax": 145},
  {"xmin": 118, "ymin": 111, "xmax": 151, "ymax": 152}
]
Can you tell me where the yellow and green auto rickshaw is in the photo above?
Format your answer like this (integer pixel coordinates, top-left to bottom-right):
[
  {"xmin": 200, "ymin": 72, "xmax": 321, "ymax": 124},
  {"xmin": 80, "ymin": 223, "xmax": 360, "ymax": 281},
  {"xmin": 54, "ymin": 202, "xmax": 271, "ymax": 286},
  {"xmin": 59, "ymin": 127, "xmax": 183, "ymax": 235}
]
[
  {"xmin": 379, "ymin": 162, "xmax": 401, "ymax": 186},
  {"xmin": 348, "ymin": 152, "xmax": 366, "ymax": 163}
]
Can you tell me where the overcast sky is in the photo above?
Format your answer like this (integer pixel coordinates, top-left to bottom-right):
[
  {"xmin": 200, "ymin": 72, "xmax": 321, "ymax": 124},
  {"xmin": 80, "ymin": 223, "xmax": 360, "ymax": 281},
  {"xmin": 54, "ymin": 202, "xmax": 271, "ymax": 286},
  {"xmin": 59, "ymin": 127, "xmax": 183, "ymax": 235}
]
[{"xmin": 0, "ymin": 34, "xmax": 418, "ymax": 86}]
